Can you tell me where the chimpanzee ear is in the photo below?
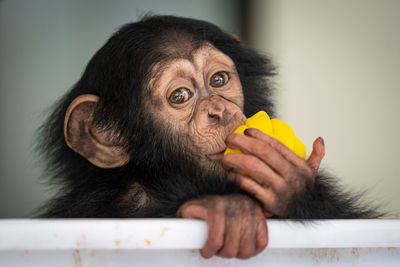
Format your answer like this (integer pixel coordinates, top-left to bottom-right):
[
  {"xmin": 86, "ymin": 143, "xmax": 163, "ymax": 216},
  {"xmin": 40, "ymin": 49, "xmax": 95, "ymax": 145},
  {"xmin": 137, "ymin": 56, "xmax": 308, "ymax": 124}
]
[{"xmin": 64, "ymin": 94, "xmax": 130, "ymax": 168}]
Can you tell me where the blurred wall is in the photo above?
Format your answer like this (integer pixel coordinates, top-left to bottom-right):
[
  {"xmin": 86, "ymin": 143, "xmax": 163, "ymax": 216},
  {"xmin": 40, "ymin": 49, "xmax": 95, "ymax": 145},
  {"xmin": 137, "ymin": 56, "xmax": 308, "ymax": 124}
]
[
  {"xmin": 248, "ymin": 0, "xmax": 400, "ymax": 217},
  {"xmin": 0, "ymin": 0, "xmax": 242, "ymax": 217}
]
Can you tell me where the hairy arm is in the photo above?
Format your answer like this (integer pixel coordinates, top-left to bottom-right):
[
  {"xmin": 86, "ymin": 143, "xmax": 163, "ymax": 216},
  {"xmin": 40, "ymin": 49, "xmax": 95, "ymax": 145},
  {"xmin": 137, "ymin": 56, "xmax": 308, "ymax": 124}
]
[{"xmin": 286, "ymin": 172, "xmax": 382, "ymax": 219}]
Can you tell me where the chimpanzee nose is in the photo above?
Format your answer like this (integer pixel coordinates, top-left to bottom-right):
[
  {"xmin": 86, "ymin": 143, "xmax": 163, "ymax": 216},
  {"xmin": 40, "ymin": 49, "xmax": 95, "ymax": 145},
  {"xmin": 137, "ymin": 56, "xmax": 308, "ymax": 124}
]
[{"xmin": 207, "ymin": 96, "xmax": 225, "ymax": 121}]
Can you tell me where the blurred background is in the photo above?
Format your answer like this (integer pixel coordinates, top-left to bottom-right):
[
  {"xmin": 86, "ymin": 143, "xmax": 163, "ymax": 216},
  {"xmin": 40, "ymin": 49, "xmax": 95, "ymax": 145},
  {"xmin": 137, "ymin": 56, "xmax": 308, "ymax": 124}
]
[{"xmin": 0, "ymin": 0, "xmax": 399, "ymax": 218}]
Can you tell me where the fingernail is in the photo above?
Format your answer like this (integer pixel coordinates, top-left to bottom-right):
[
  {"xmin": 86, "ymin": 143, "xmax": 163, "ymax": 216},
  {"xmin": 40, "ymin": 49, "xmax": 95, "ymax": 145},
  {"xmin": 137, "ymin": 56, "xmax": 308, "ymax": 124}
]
[
  {"xmin": 244, "ymin": 128, "xmax": 250, "ymax": 135},
  {"xmin": 319, "ymin": 137, "xmax": 325, "ymax": 146}
]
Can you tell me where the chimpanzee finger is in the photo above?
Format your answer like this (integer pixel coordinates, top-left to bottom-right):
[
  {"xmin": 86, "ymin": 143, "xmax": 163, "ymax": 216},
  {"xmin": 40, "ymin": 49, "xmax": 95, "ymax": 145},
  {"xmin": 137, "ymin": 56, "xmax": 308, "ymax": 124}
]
[
  {"xmin": 200, "ymin": 210, "xmax": 226, "ymax": 259},
  {"xmin": 216, "ymin": 214, "xmax": 241, "ymax": 258},
  {"xmin": 237, "ymin": 216, "xmax": 257, "ymax": 259},
  {"xmin": 254, "ymin": 212, "xmax": 269, "ymax": 255},
  {"xmin": 263, "ymin": 210, "xmax": 274, "ymax": 218},
  {"xmin": 226, "ymin": 133, "xmax": 292, "ymax": 177},
  {"xmin": 243, "ymin": 128, "xmax": 309, "ymax": 171},
  {"xmin": 177, "ymin": 202, "xmax": 208, "ymax": 219},
  {"xmin": 307, "ymin": 137, "xmax": 325, "ymax": 173},
  {"xmin": 177, "ymin": 202, "xmax": 225, "ymax": 258},
  {"xmin": 222, "ymin": 153, "xmax": 284, "ymax": 191},
  {"xmin": 227, "ymin": 173, "xmax": 279, "ymax": 215}
]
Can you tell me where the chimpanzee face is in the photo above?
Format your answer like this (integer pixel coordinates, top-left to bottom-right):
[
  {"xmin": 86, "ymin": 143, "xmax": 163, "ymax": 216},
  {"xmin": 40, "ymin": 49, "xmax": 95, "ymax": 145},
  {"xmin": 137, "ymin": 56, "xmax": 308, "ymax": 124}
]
[
  {"xmin": 63, "ymin": 43, "xmax": 246, "ymax": 173},
  {"xmin": 146, "ymin": 44, "xmax": 246, "ymax": 170}
]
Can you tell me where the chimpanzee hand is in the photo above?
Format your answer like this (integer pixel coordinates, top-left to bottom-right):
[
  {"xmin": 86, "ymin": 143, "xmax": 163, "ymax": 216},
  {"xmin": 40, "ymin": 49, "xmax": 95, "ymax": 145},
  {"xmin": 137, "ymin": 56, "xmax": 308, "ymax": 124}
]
[
  {"xmin": 222, "ymin": 128, "xmax": 325, "ymax": 217},
  {"xmin": 177, "ymin": 194, "xmax": 268, "ymax": 259}
]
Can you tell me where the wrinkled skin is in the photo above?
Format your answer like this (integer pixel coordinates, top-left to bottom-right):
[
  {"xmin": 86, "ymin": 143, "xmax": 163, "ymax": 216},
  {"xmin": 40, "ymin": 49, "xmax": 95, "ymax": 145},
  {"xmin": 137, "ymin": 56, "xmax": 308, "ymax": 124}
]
[{"xmin": 148, "ymin": 44, "xmax": 246, "ymax": 175}]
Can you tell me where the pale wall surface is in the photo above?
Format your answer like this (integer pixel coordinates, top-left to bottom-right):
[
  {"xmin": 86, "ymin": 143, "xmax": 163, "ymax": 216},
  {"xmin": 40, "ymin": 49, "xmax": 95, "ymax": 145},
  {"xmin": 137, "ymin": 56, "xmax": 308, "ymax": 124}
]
[
  {"xmin": 248, "ymin": 0, "xmax": 400, "ymax": 217},
  {"xmin": 0, "ymin": 0, "xmax": 242, "ymax": 217}
]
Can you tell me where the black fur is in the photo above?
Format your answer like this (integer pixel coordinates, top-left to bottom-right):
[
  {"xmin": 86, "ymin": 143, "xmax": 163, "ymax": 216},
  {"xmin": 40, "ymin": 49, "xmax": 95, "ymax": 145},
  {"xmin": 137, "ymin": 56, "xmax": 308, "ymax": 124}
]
[
  {"xmin": 288, "ymin": 172, "xmax": 382, "ymax": 219},
  {"xmin": 36, "ymin": 15, "xmax": 381, "ymax": 219}
]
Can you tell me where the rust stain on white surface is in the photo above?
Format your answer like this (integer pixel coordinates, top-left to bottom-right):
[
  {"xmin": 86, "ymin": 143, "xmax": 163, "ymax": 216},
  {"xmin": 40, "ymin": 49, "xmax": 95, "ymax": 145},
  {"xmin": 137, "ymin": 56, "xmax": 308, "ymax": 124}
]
[
  {"xmin": 73, "ymin": 250, "xmax": 82, "ymax": 267},
  {"xmin": 160, "ymin": 227, "xmax": 170, "ymax": 238}
]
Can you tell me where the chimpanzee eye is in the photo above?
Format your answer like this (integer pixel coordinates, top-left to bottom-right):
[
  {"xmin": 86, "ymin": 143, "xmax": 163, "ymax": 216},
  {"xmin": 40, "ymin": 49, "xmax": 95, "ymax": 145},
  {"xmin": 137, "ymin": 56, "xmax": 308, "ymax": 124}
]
[
  {"xmin": 210, "ymin": 71, "xmax": 230, "ymax": 88},
  {"xmin": 169, "ymin": 87, "xmax": 193, "ymax": 104}
]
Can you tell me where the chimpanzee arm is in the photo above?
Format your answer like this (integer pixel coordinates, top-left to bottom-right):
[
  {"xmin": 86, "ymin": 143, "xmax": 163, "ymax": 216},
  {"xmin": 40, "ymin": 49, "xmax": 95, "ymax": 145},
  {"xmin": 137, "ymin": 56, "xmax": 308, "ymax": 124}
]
[{"xmin": 286, "ymin": 172, "xmax": 383, "ymax": 219}]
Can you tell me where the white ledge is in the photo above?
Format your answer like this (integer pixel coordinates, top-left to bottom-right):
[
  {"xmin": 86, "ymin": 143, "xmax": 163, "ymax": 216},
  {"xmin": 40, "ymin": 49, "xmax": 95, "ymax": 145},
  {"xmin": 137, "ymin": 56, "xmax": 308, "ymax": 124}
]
[{"xmin": 1, "ymin": 219, "xmax": 399, "ymax": 250}]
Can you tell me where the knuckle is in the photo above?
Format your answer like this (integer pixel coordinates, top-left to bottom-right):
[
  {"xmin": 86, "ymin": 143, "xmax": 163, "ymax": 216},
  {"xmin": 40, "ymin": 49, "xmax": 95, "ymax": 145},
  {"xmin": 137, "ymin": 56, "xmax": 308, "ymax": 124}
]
[
  {"xmin": 265, "ymin": 194, "xmax": 279, "ymax": 213},
  {"xmin": 214, "ymin": 203, "xmax": 225, "ymax": 214},
  {"xmin": 243, "ymin": 156, "xmax": 259, "ymax": 168},
  {"xmin": 267, "ymin": 135, "xmax": 280, "ymax": 147},
  {"xmin": 253, "ymin": 143, "xmax": 269, "ymax": 156},
  {"xmin": 270, "ymin": 137, "xmax": 286, "ymax": 153}
]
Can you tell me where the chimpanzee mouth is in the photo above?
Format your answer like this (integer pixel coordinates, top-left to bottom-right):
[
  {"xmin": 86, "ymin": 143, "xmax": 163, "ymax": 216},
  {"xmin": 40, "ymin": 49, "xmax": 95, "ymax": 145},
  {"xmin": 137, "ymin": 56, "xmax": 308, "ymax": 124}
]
[
  {"xmin": 206, "ymin": 112, "xmax": 244, "ymax": 162},
  {"xmin": 207, "ymin": 149, "xmax": 227, "ymax": 161}
]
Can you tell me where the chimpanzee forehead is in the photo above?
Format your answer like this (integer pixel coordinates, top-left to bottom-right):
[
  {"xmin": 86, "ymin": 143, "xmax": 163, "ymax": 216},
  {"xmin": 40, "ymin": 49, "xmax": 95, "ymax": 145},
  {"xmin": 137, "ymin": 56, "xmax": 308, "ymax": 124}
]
[
  {"xmin": 163, "ymin": 43, "xmax": 233, "ymax": 66},
  {"xmin": 147, "ymin": 44, "xmax": 236, "ymax": 90},
  {"xmin": 154, "ymin": 30, "xmax": 203, "ymax": 60}
]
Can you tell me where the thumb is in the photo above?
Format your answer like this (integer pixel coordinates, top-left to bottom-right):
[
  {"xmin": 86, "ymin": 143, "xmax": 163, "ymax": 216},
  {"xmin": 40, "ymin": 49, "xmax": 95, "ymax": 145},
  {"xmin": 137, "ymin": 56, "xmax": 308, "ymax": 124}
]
[
  {"xmin": 177, "ymin": 202, "xmax": 208, "ymax": 220},
  {"xmin": 307, "ymin": 137, "xmax": 325, "ymax": 173}
]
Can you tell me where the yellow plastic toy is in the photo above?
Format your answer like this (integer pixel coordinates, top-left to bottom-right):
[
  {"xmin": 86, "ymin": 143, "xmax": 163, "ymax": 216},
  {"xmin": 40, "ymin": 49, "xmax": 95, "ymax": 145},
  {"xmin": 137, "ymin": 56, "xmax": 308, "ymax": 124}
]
[{"xmin": 224, "ymin": 111, "xmax": 306, "ymax": 159}]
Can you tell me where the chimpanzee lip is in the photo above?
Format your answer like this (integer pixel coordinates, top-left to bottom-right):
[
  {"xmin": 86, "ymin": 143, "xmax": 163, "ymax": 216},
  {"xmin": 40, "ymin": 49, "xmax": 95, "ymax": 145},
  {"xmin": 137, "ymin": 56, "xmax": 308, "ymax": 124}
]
[{"xmin": 207, "ymin": 149, "xmax": 226, "ymax": 161}]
